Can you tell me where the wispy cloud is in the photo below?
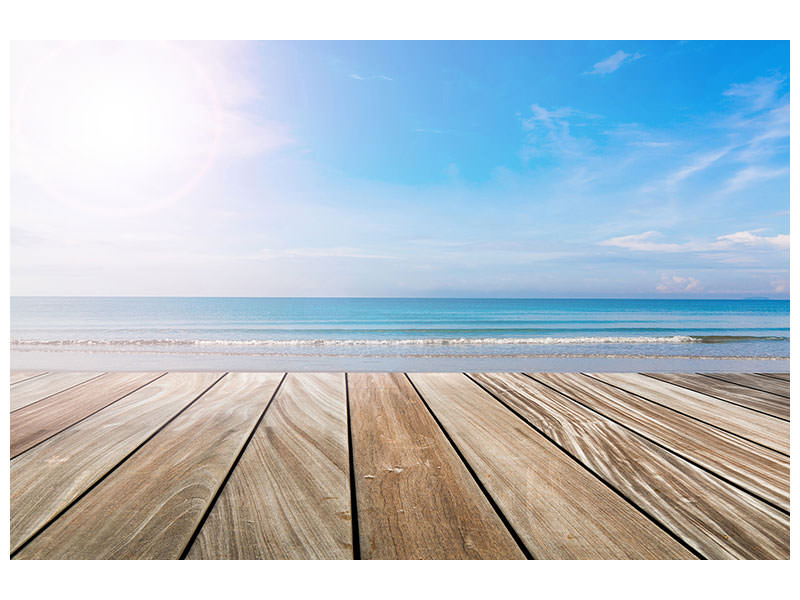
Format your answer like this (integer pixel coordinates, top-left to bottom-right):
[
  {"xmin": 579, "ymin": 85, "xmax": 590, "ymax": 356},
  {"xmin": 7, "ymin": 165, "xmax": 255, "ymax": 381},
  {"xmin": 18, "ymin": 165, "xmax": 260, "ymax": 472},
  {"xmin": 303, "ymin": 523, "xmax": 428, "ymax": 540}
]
[
  {"xmin": 632, "ymin": 141, "xmax": 673, "ymax": 148},
  {"xmin": 631, "ymin": 72, "xmax": 788, "ymax": 199},
  {"xmin": 600, "ymin": 229, "xmax": 789, "ymax": 253},
  {"xmin": 520, "ymin": 104, "xmax": 593, "ymax": 158},
  {"xmin": 586, "ymin": 50, "xmax": 644, "ymax": 75},
  {"xmin": 664, "ymin": 147, "xmax": 731, "ymax": 186},
  {"xmin": 724, "ymin": 165, "xmax": 789, "ymax": 193},
  {"xmin": 729, "ymin": 101, "xmax": 789, "ymax": 163},
  {"xmin": 598, "ymin": 231, "xmax": 682, "ymax": 252},
  {"xmin": 724, "ymin": 74, "xmax": 785, "ymax": 111},
  {"xmin": 349, "ymin": 73, "xmax": 392, "ymax": 81}
]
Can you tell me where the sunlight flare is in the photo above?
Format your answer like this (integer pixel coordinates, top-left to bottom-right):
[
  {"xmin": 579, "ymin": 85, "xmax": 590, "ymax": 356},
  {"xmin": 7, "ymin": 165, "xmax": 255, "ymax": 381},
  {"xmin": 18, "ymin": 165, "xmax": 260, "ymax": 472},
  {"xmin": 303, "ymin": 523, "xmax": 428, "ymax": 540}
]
[{"xmin": 12, "ymin": 41, "xmax": 221, "ymax": 215}]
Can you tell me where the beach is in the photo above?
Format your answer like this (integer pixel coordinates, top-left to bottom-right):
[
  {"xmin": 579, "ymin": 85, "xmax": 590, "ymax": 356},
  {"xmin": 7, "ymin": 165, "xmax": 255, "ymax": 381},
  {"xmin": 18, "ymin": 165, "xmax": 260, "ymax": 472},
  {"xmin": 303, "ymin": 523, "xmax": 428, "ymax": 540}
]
[
  {"xmin": 10, "ymin": 297, "xmax": 790, "ymax": 372},
  {"xmin": 10, "ymin": 297, "xmax": 790, "ymax": 558}
]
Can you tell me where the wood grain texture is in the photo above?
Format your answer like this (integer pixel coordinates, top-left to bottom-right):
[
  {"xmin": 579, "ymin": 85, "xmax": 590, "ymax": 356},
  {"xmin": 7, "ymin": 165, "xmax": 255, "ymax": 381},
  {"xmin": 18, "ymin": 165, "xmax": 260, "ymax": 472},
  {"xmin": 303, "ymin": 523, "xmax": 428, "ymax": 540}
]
[
  {"xmin": 14, "ymin": 372, "xmax": 283, "ymax": 560},
  {"xmin": 409, "ymin": 372, "xmax": 692, "ymax": 559},
  {"xmin": 756, "ymin": 373, "xmax": 790, "ymax": 382},
  {"xmin": 644, "ymin": 372, "xmax": 789, "ymax": 420},
  {"xmin": 10, "ymin": 372, "xmax": 104, "ymax": 412},
  {"xmin": 472, "ymin": 373, "xmax": 787, "ymax": 559},
  {"xmin": 187, "ymin": 373, "xmax": 353, "ymax": 560},
  {"xmin": 588, "ymin": 373, "xmax": 789, "ymax": 455},
  {"xmin": 11, "ymin": 372, "xmax": 165, "ymax": 458},
  {"xmin": 532, "ymin": 373, "xmax": 789, "ymax": 511},
  {"xmin": 10, "ymin": 371, "xmax": 48, "ymax": 385},
  {"xmin": 10, "ymin": 372, "xmax": 222, "ymax": 553},
  {"xmin": 349, "ymin": 373, "xmax": 525, "ymax": 559},
  {"xmin": 702, "ymin": 373, "xmax": 790, "ymax": 398}
]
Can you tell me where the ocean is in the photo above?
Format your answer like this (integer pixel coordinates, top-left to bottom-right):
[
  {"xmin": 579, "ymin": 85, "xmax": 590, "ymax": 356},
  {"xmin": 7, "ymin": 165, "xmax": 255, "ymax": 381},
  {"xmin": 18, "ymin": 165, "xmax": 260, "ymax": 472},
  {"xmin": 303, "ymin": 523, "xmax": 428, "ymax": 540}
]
[{"xmin": 10, "ymin": 297, "xmax": 790, "ymax": 372}]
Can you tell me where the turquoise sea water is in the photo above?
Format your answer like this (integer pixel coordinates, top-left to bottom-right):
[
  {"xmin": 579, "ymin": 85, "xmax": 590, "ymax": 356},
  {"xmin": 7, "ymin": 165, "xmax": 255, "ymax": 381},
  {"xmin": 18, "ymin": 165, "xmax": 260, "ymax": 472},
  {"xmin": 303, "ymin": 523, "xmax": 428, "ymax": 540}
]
[{"xmin": 10, "ymin": 297, "xmax": 790, "ymax": 371}]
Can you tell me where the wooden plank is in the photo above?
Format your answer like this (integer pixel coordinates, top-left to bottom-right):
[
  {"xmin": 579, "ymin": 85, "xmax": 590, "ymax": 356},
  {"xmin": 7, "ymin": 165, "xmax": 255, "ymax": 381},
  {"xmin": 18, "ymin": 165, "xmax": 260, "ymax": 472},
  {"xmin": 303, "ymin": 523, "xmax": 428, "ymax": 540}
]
[
  {"xmin": 10, "ymin": 371, "xmax": 48, "ymax": 385},
  {"xmin": 756, "ymin": 373, "xmax": 790, "ymax": 382},
  {"xmin": 533, "ymin": 373, "xmax": 789, "ymax": 511},
  {"xmin": 348, "ymin": 373, "xmax": 525, "ymax": 560},
  {"xmin": 472, "ymin": 373, "xmax": 788, "ymax": 559},
  {"xmin": 14, "ymin": 372, "xmax": 284, "ymax": 560},
  {"xmin": 644, "ymin": 372, "xmax": 789, "ymax": 421},
  {"xmin": 187, "ymin": 373, "xmax": 353, "ymax": 560},
  {"xmin": 10, "ymin": 372, "xmax": 223, "ymax": 553},
  {"xmin": 589, "ymin": 373, "xmax": 789, "ymax": 455},
  {"xmin": 10, "ymin": 372, "xmax": 104, "ymax": 412},
  {"xmin": 702, "ymin": 373, "xmax": 790, "ymax": 398},
  {"xmin": 11, "ymin": 372, "xmax": 165, "ymax": 458},
  {"xmin": 408, "ymin": 372, "xmax": 693, "ymax": 559}
]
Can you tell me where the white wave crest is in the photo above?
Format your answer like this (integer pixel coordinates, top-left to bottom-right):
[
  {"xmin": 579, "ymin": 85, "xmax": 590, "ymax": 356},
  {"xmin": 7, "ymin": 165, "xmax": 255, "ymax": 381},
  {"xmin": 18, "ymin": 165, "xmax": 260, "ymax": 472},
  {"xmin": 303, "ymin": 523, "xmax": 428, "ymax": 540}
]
[{"xmin": 11, "ymin": 335, "xmax": 699, "ymax": 347}]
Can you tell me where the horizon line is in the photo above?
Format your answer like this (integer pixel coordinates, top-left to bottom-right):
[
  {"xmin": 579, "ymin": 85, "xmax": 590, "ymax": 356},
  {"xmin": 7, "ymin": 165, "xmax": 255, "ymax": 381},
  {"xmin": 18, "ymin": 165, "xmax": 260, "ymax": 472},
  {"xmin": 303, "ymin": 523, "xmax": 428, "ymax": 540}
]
[{"xmin": 10, "ymin": 295, "xmax": 789, "ymax": 301}]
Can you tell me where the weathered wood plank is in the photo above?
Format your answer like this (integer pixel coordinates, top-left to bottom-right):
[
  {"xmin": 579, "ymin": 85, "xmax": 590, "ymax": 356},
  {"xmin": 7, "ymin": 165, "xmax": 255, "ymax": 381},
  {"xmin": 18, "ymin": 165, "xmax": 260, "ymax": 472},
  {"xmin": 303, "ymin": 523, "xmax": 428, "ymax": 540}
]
[
  {"xmin": 187, "ymin": 373, "xmax": 353, "ymax": 560},
  {"xmin": 10, "ymin": 372, "xmax": 223, "ymax": 554},
  {"xmin": 589, "ymin": 373, "xmax": 789, "ymax": 455},
  {"xmin": 472, "ymin": 373, "xmax": 787, "ymax": 559},
  {"xmin": 532, "ymin": 373, "xmax": 789, "ymax": 511},
  {"xmin": 348, "ymin": 373, "xmax": 525, "ymax": 560},
  {"xmin": 702, "ymin": 373, "xmax": 790, "ymax": 398},
  {"xmin": 14, "ymin": 372, "xmax": 283, "ymax": 560},
  {"xmin": 10, "ymin": 371, "xmax": 48, "ymax": 385},
  {"xmin": 644, "ymin": 372, "xmax": 789, "ymax": 420},
  {"xmin": 10, "ymin": 372, "xmax": 104, "ymax": 412},
  {"xmin": 756, "ymin": 373, "xmax": 790, "ymax": 382},
  {"xmin": 11, "ymin": 372, "xmax": 165, "ymax": 458},
  {"xmin": 408, "ymin": 372, "xmax": 693, "ymax": 559}
]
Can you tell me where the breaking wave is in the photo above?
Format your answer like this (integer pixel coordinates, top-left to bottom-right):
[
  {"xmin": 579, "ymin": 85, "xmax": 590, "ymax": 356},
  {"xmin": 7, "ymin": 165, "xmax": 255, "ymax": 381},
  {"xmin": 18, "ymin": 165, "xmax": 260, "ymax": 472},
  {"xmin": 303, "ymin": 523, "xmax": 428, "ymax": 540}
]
[{"xmin": 11, "ymin": 334, "xmax": 786, "ymax": 347}]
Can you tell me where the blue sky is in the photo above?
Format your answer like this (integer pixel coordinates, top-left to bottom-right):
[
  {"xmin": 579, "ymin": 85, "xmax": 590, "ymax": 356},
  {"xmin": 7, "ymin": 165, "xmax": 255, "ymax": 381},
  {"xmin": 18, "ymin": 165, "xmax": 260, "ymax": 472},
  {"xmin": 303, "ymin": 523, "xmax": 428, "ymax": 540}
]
[{"xmin": 10, "ymin": 40, "xmax": 789, "ymax": 297}]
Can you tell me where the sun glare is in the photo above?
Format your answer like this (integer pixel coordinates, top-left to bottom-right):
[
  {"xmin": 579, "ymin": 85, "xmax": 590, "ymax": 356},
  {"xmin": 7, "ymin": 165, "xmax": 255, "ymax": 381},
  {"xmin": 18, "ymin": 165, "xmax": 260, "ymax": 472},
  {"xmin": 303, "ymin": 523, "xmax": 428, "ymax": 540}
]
[{"xmin": 12, "ymin": 42, "xmax": 220, "ymax": 216}]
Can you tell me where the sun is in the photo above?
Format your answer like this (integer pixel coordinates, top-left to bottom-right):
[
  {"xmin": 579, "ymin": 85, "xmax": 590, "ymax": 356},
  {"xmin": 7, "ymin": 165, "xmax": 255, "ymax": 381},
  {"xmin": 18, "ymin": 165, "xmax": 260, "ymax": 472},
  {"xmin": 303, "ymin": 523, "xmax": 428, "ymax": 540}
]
[{"xmin": 12, "ymin": 42, "xmax": 221, "ymax": 216}]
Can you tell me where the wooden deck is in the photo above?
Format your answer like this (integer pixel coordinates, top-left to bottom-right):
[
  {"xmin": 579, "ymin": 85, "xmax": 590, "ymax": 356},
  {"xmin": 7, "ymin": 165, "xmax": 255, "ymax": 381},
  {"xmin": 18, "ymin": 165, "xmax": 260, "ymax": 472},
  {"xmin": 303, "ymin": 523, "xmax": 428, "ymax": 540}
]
[{"xmin": 8, "ymin": 371, "xmax": 790, "ymax": 560}]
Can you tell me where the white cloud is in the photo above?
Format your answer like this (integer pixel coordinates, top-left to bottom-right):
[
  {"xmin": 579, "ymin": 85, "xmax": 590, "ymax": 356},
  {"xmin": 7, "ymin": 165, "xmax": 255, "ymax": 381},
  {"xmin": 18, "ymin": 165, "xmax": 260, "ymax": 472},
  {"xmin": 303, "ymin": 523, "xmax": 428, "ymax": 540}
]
[
  {"xmin": 600, "ymin": 229, "xmax": 789, "ymax": 253},
  {"xmin": 586, "ymin": 50, "xmax": 644, "ymax": 75},
  {"xmin": 656, "ymin": 274, "xmax": 701, "ymax": 293},
  {"xmin": 715, "ymin": 230, "xmax": 789, "ymax": 250}
]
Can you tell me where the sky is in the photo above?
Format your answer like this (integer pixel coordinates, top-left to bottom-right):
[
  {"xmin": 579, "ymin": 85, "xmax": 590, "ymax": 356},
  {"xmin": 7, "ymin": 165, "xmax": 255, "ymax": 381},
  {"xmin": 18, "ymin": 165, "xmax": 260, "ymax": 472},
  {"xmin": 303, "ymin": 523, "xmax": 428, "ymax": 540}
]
[{"xmin": 10, "ymin": 40, "xmax": 790, "ymax": 298}]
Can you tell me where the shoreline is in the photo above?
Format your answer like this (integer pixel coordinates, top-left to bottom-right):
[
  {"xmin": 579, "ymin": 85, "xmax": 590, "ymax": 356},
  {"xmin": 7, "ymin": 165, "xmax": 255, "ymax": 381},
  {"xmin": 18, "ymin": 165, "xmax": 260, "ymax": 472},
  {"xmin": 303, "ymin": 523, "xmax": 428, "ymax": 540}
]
[{"xmin": 10, "ymin": 349, "xmax": 790, "ymax": 372}]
